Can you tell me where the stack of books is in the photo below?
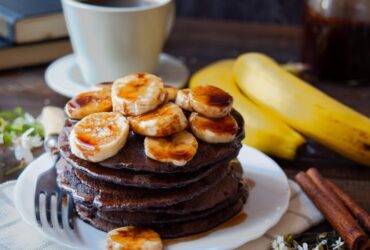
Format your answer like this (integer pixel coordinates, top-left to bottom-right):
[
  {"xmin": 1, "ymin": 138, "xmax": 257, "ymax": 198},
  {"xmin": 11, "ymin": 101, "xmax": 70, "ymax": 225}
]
[{"xmin": 0, "ymin": 0, "xmax": 72, "ymax": 70}]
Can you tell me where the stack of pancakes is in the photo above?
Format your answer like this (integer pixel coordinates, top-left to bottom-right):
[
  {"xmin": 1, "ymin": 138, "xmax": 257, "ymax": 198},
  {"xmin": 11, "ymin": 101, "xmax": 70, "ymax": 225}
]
[{"xmin": 57, "ymin": 110, "xmax": 248, "ymax": 238}]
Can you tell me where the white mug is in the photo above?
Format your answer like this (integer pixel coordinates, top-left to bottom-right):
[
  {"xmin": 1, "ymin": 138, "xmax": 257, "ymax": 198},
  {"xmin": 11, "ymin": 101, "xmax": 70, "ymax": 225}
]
[{"xmin": 62, "ymin": 0, "xmax": 174, "ymax": 84}]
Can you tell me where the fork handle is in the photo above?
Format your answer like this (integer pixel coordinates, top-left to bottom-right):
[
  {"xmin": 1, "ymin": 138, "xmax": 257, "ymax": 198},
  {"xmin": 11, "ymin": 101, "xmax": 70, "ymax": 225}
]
[{"xmin": 39, "ymin": 106, "xmax": 65, "ymax": 136}]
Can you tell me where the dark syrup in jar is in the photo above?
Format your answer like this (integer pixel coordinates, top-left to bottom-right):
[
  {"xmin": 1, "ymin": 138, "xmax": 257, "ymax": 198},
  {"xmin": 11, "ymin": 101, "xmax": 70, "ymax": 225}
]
[{"xmin": 302, "ymin": 4, "xmax": 370, "ymax": 84}]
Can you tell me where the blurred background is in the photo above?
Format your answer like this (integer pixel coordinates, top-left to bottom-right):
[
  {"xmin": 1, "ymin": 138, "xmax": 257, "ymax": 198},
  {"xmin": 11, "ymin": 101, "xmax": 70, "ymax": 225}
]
[{"xmin": 175, "ymin": 0, "xmax": 303, "ymax": 24}]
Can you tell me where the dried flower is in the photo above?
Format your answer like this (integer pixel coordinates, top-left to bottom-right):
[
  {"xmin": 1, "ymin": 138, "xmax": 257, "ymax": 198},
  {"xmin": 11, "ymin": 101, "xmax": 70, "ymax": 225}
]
[
  {"xmin": 298, "ymin": 243, "xmax": 308, "ymax": 250},
  {"xmin": 271, "ymin": 231, "xmax": 347, "ymax": 250},
  {"xmin": 332, "ymin": 237, "xmax": 345, "ymax": 250},
  {"xmin": 272, "ymin": 235, "xmax": 289, "ymax": 250}
]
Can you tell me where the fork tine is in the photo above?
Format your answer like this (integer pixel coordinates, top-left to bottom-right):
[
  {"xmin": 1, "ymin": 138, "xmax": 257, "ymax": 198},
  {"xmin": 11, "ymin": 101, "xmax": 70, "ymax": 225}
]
[
  {"xmin": 56, "ymin": 191, "xmax": 63, "ymax": 229},
  {"xmin": 34, "ymin": 191, "xmax": 42, "ymax": 227},
  {"xmin": 67, "ymin": 193, "xmax": 74, "ymax": 229},
  {"xmin": 45, "ymin": 191, "xmax": 53, "ymax": 228}
]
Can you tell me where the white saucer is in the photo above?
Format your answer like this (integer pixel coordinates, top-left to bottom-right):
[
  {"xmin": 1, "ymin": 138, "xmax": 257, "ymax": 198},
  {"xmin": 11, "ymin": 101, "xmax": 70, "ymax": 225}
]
[
  {"xmin": 14, "ymin": 145, "xmax": 290, "ymax": 250},
  {"xmin": 45, "ymin": 53, "xmax": 189, "ymax": 98}
]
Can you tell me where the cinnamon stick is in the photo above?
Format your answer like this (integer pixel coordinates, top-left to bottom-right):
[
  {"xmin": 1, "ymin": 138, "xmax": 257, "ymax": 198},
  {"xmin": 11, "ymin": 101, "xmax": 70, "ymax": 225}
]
[
  {"xmin": 295, "ymin": 171, "xmax": 368, "ymax": 250},
  {"xmin": 325, "ymin": 179, "xmax": 370, "ymax": 234},
  {"xmin": 306, "ymin": 168, "xmax": 370, "ymax": 234},
  {"xmin": 306, "ymin": 168, "xmax": 350, "ymax": 215}
]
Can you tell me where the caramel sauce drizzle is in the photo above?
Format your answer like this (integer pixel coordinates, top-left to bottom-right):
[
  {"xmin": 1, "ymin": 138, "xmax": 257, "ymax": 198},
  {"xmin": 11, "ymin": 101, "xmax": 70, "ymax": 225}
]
[
  {"xmin": 195, "ymin": 114, "xmax": 238, "ymax": 134},
  {"xmin": 74, "ymin": 113, "xmax": 121, "ymax": 156},
  {"xmin": 148, "ymin": 132, "xmax": 196, "ymax": 162},
  {"xmin": 164, "ymin": 212, "xmax": 248, "ymax": 246},
  {"xmin": 118, "ymin": 80, "xmax": 149, "ymax": 101},
  {"xmin": 133, "ymin": 103, "xmax": 175, "ymax": 122},
  {"xmin": 192, "ymin": 85, "xmax": 233, "ymax": 107}
]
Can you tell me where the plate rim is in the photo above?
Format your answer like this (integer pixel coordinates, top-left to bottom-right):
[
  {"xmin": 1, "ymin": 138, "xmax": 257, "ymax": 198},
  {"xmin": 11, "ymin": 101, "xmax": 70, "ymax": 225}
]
[{"xmin": 14, "ymin": 145, "xmax": 290, "ymax": 250}]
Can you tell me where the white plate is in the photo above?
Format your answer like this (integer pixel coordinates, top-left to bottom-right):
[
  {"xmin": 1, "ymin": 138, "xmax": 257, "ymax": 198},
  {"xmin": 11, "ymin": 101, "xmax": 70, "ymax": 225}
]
[
  {"xmin": 45, "ymin": 53, "xmax": 189, "ymax": 98},
  {"xmin": 14, "ymin": 145, "xmax": 290, "ymax": 250}
]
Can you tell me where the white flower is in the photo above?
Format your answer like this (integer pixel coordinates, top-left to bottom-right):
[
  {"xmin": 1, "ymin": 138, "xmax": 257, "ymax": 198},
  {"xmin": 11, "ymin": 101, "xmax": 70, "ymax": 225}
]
[
  {"xmin": 24, "ymin": 113, "xmax": 35, "ymax": 123},
  {"xmin": 320, "ymin": 240, "xmax": 327, "ymax": 245},
  {"xmin": 298, "ymin": 243, "xmax": 308, "ymax": 250},
  {"xmin": 332, "ymin": 237, "xmax": 345, "ymax": 250},
  {"xmin": 21, "ymin": 128, "xmax": 43, "ymax": 149},
  {"xmin": 312, "ymin": 239, "xmax": 327, "ymax": 250},
  {"xmin": 272, "ymin": 235, "xmax": 288, "ymax": 250},
  {"xmin": 13, "ymin": 127, "xmax": 43, "ymax": 164},
  {"xmin": 14, "ymin": 144, "xmax": 33, "ymax": 163}
]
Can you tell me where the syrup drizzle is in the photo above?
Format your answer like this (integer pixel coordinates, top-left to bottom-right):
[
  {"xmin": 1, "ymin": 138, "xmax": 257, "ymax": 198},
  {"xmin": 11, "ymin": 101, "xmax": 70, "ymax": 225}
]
[{"xmin": 164, "ymin": 212, "xmax": 247, "ymax": 246}]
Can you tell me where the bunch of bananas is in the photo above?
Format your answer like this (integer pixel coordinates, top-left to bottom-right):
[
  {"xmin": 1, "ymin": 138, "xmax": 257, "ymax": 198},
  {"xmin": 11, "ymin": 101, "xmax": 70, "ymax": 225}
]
[{"xmin": 190, "ymin": 53, "xmax": 370, "ymax": 166}]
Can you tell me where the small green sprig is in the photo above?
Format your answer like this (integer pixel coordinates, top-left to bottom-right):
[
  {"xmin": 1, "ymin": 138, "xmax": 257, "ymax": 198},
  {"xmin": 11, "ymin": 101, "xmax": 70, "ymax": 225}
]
[{"xmin": 0, "ymin": 107, "xmax": 44, "ymax": 146}]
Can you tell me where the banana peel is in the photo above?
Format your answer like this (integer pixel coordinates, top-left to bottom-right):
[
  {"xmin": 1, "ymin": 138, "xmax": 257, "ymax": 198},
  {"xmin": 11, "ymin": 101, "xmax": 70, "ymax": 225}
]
[
  {"xmin": 189, "ymin": 60, "xmax": 305, "ymax": 160},
  {"xmin": 234, "ymin": 53, "xmax": 370, "ymax": 166}
]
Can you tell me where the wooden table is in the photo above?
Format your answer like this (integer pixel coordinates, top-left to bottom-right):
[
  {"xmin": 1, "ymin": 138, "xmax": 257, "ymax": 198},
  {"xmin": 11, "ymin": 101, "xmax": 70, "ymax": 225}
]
[{"xmin": 0, "ymin": 18, "xmax": 369, "ymax": 234}]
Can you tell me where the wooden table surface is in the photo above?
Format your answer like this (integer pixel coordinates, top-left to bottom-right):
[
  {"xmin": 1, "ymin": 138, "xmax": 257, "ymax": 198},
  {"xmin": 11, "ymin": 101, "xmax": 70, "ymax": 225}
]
[{"xmin": 0, "ymin": 18, "xmax": 369, "ymax": 235}]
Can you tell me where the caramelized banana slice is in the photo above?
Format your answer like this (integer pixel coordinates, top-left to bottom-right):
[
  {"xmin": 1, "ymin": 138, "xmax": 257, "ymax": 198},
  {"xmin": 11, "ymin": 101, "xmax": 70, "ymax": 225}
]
[
  {"xmin": 164, "ymin": 85, "xmax": 178, "ymax": 102},
  {"xmin": 129, "ymin": 103, "xmax": 188, "ymax": 137},
  {"xmin": 112, "ymin": 73, "xmax": 166, "ymax": 116},
  {"xmin": 65, "ymin": 87, "xmax": 112, "ymax": 119},
  {"xmin": 107, "ymin": 226, "xmax": 163, "ymax": 250},
  {"xmin": 190, "ymin": 85, "xmax": 233, "ymax": 118},
  {"xmin": 69, "ymin": 112, "xmax": 129, "ymax": 162},
  {"xmin": 144, "ymin": 131, "xmax": 198, "ymax": 166},
  {"xmin": 189, "ymin": 113, "xmax": 238, "ymax": 143},
  {"xmin": 175, "ymin": 89, "xmax": 192, "ymax": 111}
]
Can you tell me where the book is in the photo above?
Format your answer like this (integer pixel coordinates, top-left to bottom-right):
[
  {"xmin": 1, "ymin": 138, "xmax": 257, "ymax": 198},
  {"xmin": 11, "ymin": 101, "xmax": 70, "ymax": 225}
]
[
  {"xmin": 0, "ymin": 0, "xmax": 68, "ymax": 44},
  {"xmin": 0, "ymin": 37, "xmax": 72, "ymax": 70}
]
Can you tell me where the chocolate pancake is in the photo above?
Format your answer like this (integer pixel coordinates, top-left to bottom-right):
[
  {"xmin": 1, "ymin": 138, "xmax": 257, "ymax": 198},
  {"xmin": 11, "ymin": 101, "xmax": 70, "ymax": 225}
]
[
  {"xmin": 138, "ymin": 163, "xmax": 244, "ymax": 215},
  {"xmin": 59, "ymin": 109, "xmax": 244, "ymax": 173},
  {"xmin": 57, "ymin": 162, "xmax": 95, "ymax": 204},
  {"xmin": 75, "ymin": 196, "xmax": 246, "ymax": 238},
  {"xmin": 57, "ymin": 159, "xmax": 231, "ymax": 210},
  {"xmin": 94, "ymin": 185, "xmax": 247, "ymax": 224},
  {"xmin": 58, "ymin": 141, "xmax": 230, "ymax": 189},
  {"xmin": 73, "ymin": 171, "xmax": 246, "ymax": 217}
]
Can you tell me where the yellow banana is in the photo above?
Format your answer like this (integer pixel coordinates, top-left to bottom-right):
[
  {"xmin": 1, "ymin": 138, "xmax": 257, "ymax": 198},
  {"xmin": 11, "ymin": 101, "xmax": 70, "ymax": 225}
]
[
  {"xmin": 233, "ymin": 53, "xmax": 370, "ymax": 166},
  {"xmin": 189, "ymin": 60, "xmax": 305, "ymax": 160}
]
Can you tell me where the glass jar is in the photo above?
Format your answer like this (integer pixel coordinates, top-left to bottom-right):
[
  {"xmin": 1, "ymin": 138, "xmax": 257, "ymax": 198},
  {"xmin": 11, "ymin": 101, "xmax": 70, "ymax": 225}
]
[{"xmin": 302, "ymin": 0, "xmax": 370, "ymax": 84}]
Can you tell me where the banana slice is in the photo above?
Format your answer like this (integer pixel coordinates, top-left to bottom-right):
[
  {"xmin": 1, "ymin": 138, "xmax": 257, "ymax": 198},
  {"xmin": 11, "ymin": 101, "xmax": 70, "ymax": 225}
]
[
  {"xmin": 189, "ymin": 113, "xmax": 238, "ymax": 143},
  {"xmin": 175, "ymin": 89, "xmax": 192, "ymax": 111},
  {"xmin": 69, "ymin": 112, "xmax": 129, "ymax": 162},
  {"xmin": 129, "ymin": 102, "xmax": 188, "ymax": 137},
  {"xmin": 112, "ymin": 73, "xmax": 166, "ymax": 116},
  {"xmin": 107, "ymin": 226, "xmax": 163, "ymax": 250},
  {"xmin": 190, "ymin": 85, "xmax": 233, "ymax": 118},
  {"xmin": 65, "ymin": 87, "xmax": 112, "ymax": 119},
  {"xmin": 144, "ymin": 131, "xmax": 198, "ymax": 166},
  {"xmin": 164, "ymin": 85, "xmax": 178, "ymax": 102}
]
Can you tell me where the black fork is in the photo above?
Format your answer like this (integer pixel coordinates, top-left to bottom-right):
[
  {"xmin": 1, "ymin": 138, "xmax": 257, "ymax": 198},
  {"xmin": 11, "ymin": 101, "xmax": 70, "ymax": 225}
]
[{"xmin": 34, "ymin": 154, "xmax": 74, "ymax": 229}]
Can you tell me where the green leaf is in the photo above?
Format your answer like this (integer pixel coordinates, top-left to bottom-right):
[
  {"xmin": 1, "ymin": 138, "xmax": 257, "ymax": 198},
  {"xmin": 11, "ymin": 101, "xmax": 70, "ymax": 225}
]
[
  {"xmin": 30, "ymin": 122, "xmax": 44, "ymax": 138},
  {"xmin": 0, "ymin": 111, "xmax": 16, "ymax": 121},
  {"xmin": 0, "ymin": 117, "xmax": 6, "ymax": 132},
  {"xmin": 14, "ymin": 107, "xmax": 24, "ymax": 118},
  {"xmin": 10, "ymin": 117, "xmax": 25, "ymax": 133},
  {"xmin": 3, "ymin": 130, "xmax": 15, "ymax": 146}
]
